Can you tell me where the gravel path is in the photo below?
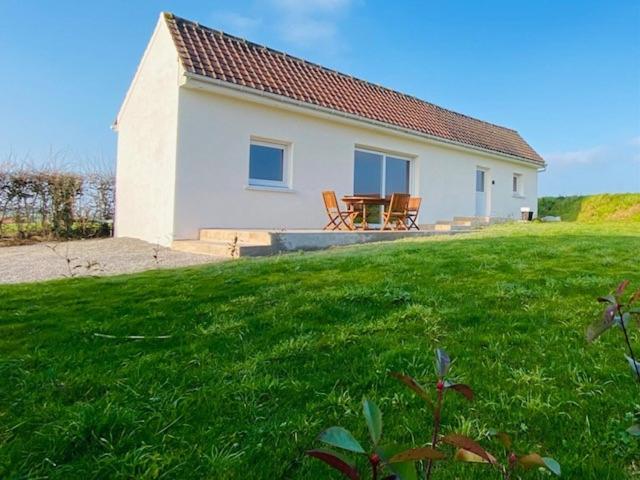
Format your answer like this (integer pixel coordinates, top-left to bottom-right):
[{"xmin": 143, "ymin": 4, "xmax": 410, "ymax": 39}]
[{"xmin": 0, "ymin": 238, "xmax": 225, "ymax": 284}]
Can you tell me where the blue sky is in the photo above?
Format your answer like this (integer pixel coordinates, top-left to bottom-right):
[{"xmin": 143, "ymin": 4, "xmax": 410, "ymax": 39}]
[{"xmin": 1, "ymin": 0, "xmax": 638, "ymax": 195}]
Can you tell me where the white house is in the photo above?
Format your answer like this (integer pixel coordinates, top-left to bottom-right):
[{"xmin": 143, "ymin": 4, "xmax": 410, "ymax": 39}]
[{"xmin": 113, "ymin": 12, "xmax": 545, "ymax": 246}]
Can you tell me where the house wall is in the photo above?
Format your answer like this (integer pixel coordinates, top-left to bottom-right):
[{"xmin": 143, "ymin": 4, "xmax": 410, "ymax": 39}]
[
  {"xmin": 114, "ymin": 17, "xmax": 180, "ymax": 246},
  {"xmin": 173, "ymin": 85, "xmax": 539, "ymax": 239}
]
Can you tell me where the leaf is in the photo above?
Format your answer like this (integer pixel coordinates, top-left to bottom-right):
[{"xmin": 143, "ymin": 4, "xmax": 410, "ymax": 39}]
[
  {"xmin": 306, "ymin": 449, "xmax": 360, "ymax": 480},
  {"xmin": 518, "ymin": 452, "xmax": 545, "ymax": 469},
  {"xmin": 435, "ymin": 349, "xmax": 451, "ymax": 377},
  {"xmin": 389, "ymin": 447, "xmax": 446, "ymax": 463},
  {"xmin": 542, "ymin": 457, "xmax": 562, "ymax": 476},
  {"xmin": 614, "ymin": 312, "xmax": 632, "ymax": 329},
  {"xmin": 616, "ymin": 280, "xmax": 630, "ymax": 297},
  {"xmin": 441, "ymin": 434, "xmax": 496, "ymax": 464},
  {"xmin": 362, "ymin": 398, "xmax": 382, "ymax": 446},
  {"xmin": 318, "ymin": 427, "xmax": 366, "ymax": 454},
  {"xmin": 376, "ymin": 444, "xmax": 418, "ymax": 480},
  {"xmin": 520, "ymin": 453, "xmax": 561, "ymax": 476},
  {"xmin": 444, "ymin": 382, "xmax": 474, "ymax": 401},
  {"xmin": 597, "ymin": 294, "xmax": 616, "ymax": 304},
  {"xmin": 629, "ymin": 289, "xmax": 640, "ymax": 305},
  {"xmin": 487, "ymin": 429, "xmax": 512, "ymax": 449},
  {"xmin": 390, "ymin": 372, "xmax": 434, "ymax": 408},
  {"xmin": 586, "ymin": 304, "xmax": 617, "ymax": 342},
  {"xmin": 625, "ymin": 355, "xmax": 640, "ymax": 379},
  {"xmin": 454, "ymin": 448, "xmax": 489, "ymax": 463},
  {"xmin": 627, "ymin": 424, "xmax": 640, "ymax": 437}
]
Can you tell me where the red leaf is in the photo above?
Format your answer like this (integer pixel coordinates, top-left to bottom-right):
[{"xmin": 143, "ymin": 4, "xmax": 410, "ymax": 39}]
[
  {"xmin": 390, "ymin": 372, "xmax": 434, "ymax": 407},
  {"xmin": 445, "ymin": 383, "xmax": 474, "ymax": 401},
  {"xmin": 630, "ymin": 289, "xmax": 640, "ymax": 305},
  {"xmin": 616, "ymin": 280, "xmax": 630, "ymax": 297},
  {"xmin": 306, "ymin": 449, "xmax": 360, "ymax": 480},
  {"xmin": 389, "ymin": 446, "xmax": 447, "ymax": 463},
  {"xmin": 441, "ymin": 434, "xmax": 497, "ymax": 464}
]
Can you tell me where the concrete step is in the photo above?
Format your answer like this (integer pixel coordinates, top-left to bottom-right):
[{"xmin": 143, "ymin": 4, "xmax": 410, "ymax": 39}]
[
  {"xmin": 199, "ymin": 229, "xmax": 273, "ymax": 245},
  {"xmin": 452, "ymin": 220, "xmax": 473, "ymax": 227},
  {"xmin": 434, "ymin": 223, "xmax": 452, "ymax": 231},
  {"xmin": 172, "ymin": 240, "xmax": 274, "ymax": 257},
  {"xmin": 453, "ymin": 216, "xmax": 490, "ymax": 226},
  {"xmin": 435, "ymin": 223, "xmax": 473, "ymax": 232}
]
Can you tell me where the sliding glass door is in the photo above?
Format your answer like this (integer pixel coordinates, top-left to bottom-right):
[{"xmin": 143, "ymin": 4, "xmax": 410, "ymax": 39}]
[
  {"xmin": 353, "ymin": 149, "xmax": 411, "ymax": 224},
  {"xmin": 354, "ymin": 149, "xmax": 411, "ymax": 196}
]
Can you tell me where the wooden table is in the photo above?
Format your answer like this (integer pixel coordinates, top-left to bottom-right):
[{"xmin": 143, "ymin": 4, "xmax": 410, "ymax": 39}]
[{"xmin": 342, "ymin": 195, "xmax": 390, "ymax": 230}]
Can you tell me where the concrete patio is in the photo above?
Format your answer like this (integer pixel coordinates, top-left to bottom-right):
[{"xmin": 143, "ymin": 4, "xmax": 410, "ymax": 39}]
[{"xmin": 172, "ymin": 217, "xmax": 485, "ymax": 257}]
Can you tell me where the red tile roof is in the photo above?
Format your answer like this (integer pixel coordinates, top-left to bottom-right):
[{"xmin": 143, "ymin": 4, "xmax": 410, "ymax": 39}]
[{"xmin": 164, "ymin": 13, "xmax": 544, "ymax": 166}]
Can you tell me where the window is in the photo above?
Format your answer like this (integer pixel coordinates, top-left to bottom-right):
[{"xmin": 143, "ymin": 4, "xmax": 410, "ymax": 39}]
[
  {"xmin": 248, "ymin": 140, "xmax": 289, "ymax": 188},
  {"xmin": 385, "ymin": 156, "xmax": 410, "ymax": 195},
  {"xmin": 512, "ymin": 173, "xmax": 523, "ymax": 196},
  {"xmin": 476, "ymin": 169, "xmax": 485, "ymax": 193},
  {"xmin": 353, "ymin": 149, "xmax": 411, "ymax": 196}
]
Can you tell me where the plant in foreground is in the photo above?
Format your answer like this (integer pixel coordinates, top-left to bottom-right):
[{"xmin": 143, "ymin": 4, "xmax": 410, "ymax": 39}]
[
  {"xmin": 586, "ymin": 280, "xmax": 640, "ymax": 437},
  {"xmin": 452, "ymin": 430, "xmax": 560, "ymax": 479},
  {"xmin": 306, "ymin": 349, "xmax": 560, "ymax": 478},
  {"xmin": 305, "ymin": 397, "xmax": 417, "ymax": 480}
]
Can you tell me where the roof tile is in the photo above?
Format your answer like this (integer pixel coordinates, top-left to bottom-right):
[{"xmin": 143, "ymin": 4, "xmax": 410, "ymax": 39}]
[{"xmin": 164, "ymin": 13, "xmax": 544, "ymax": 165}]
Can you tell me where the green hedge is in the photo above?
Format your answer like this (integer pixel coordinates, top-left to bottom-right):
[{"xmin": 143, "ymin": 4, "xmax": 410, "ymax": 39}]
[{"xmin": 538, "ymin": 193, "xmax": 640, "ymax": 222}]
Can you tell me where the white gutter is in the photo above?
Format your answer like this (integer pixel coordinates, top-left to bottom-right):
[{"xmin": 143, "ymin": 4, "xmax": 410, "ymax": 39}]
[{"xmin": 181, "ymin": 72, "xmax": 546, "ymax": 169}]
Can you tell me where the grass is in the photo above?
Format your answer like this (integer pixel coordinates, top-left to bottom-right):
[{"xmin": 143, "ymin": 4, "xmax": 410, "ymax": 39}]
[
  {"xmin": 538, "ymin": 193, "xmax": 640, "ymax": 222},
  {"xmin": 1, "ymin": 222, "xmax": 639, "ymax": 479}
]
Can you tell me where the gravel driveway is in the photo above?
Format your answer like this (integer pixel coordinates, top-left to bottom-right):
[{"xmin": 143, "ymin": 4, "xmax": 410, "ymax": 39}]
[{"xmin": 0, "ymin": 238, "xmax": 225, "ymax": 284}]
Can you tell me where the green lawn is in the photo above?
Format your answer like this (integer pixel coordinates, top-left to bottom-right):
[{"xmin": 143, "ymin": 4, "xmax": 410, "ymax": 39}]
[
  {"xmin": 1, "ymin": 223, "xmax": 639, "ymax": 479},
  {"xmin": 538, "ymin": 193, "xmax": 640, "ymax": 222}
]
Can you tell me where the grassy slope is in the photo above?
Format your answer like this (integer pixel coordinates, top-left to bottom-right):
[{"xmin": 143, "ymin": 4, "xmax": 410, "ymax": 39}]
[
  {"xmin": 538, "ymin": 193, "xmax": 640, "ymax": 222},
  {"xmin": 1, "ymin": 223, "xmax": 639, "ymax": 479}
]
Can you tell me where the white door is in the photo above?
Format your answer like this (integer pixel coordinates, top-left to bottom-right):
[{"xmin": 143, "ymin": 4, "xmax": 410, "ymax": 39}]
[{"xmin": 475, "ymin": 169, "xmax": 486, "ymax": 216}]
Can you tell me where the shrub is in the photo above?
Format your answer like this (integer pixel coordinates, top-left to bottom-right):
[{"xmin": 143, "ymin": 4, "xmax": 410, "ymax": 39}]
[{"xmin": 0, "ymin": 161, "xmax": 114, "ymax": 241}]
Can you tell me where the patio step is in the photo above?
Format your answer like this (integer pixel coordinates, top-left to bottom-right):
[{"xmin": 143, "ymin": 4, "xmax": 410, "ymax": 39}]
[
  {"xmin": 434, "ymin": 221, "xmax": 472, "ymax": 232},
  {"xmin": 172, "ymin": 239, "xmax": 274, "ymax": 257},
  {"xmin": 198, "ymin": 229, "xmax": 273, "ymax": 244},
  {"xmin": 453, "ymin": 216, "xmax": 491, "ymax": 226}
]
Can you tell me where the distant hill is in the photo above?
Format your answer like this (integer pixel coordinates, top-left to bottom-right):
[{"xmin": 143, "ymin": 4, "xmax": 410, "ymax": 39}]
[{"xmin": 538, "ymin": 193, "xmax": 640, "ymax": 222}]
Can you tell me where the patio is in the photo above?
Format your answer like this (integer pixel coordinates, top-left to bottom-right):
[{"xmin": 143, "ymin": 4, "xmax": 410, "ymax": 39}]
[{"xmin": 172, "ymin": 219, "xmax": 479, "ymax": 258}]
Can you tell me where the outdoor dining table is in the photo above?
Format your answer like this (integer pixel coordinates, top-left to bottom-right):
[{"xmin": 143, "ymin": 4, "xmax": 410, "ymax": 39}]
[{"xmin": 341, "ymin": 195, "xmax": 391, "ymax": 230}]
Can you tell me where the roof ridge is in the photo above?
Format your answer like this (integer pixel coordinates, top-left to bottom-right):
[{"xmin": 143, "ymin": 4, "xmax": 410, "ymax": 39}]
[{"xmin": 165, "ymin": 12, "xmax": 518, "ymax": 134}]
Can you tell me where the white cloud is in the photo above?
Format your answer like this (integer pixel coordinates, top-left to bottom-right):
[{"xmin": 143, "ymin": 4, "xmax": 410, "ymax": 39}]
[
  {"xmin": 270, "ymin": 0, "xmax": 354, "ymax": 47},
  {"xmin": 544, "ymin": 145, "xmax": 606, "ymax": 165},
  {"xmin": 544, "ymin": 136, "xmax": 640, "ymax": 168},
  {"xmin": 271, "ymin": 0, "xmax": 353, "ymax": 14},
  {"xmin": 212, "ymin": 12, "xmax": 262, "ymax": 37},
  {"xmin": 211, "ymin": 0, "xmax": 354, "ymax": 49}
]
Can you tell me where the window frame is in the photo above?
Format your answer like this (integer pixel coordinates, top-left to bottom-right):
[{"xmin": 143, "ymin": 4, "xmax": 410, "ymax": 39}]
[
  {"xmin": 248, "ymin": 138, "xmax": 291, "ymax": 189},
  {"xmin": 512, "ymin": 173, "xmax": 524, "ymax": 197},
  {"xmin": 353, "ymin": 147, "xmax": 414, "ymax": 196}
]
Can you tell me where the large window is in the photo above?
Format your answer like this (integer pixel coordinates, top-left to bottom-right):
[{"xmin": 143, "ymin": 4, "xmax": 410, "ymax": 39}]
[
  {"xmin": 353, "ymin": 149, "xmax": 411, "ymax": 196},
  {"xmin": 248, "ymin": 140, "xmax": 288, "ymax": 188}
]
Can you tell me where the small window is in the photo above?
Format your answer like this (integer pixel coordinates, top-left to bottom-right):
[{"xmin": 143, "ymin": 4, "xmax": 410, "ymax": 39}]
[
  {"xmin": 249, "ymin": 140, "xmax": 288, "ymax": 188},
  {"xmin": 512, "ymin": 174, "xmax": 523, "ymax": 196}
]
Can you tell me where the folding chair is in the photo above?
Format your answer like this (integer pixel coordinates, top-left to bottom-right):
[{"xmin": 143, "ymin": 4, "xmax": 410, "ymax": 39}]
[
  {"xmin": 406, "ymin": 197, "xmax": 422, "ymax": 230},
  {"xmin": 381, "ymin": 193, "xmax": 410, "ymax": 230},
  {"xmin": 322, "ymin": 191, "xmax": 359, "ymax": 230}
]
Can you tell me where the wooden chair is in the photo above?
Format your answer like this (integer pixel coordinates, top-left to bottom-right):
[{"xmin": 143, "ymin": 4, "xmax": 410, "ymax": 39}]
[
  {"xmin": 406, "ymin": 197, "xmax": 422, "ymax": 230},
  {"xmin": 322, "ymin": 191, "xmax": 359, "ymax": 230},
  {"xmin": 381, "ymin": 193, "xmax": 410, "ymax": 230}
]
